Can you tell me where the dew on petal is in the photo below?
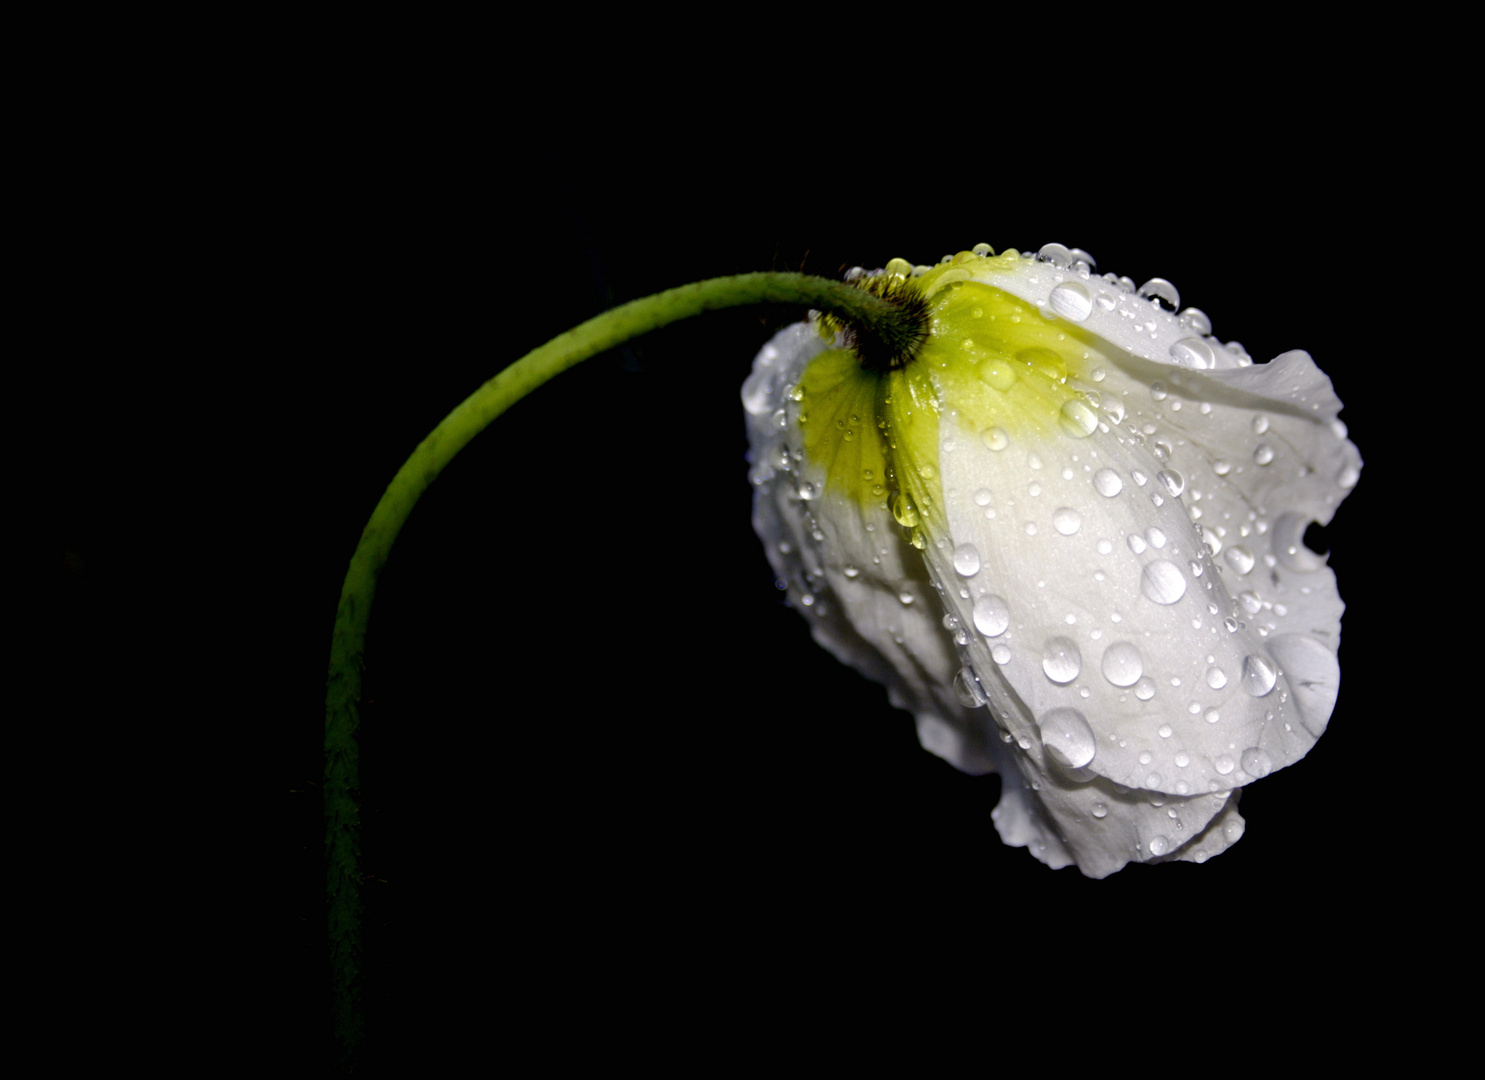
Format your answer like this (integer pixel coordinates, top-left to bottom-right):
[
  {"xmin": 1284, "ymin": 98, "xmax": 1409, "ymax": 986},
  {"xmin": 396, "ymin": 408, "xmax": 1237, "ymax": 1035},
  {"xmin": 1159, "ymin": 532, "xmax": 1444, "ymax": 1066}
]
[
  {"xmin": 1205, "ymin": 666, "xmax": 1228, "ymax": 690},
  {"xmin": 1134, "ymin": 677, "xmax": 1156, "ymax": 700},
  {"xmin": 1101, "ymin": 642, "xmax": 1144, "ymax": 687},
  {"xmin": 1147, "ymin": 835, "xmax": 1170, "ymax": 856},
  {"xmin": 1241, "ymin": 747, "xmax": 1274, "ymax": 778},
  {"xmin": 1038, "ymin": 707, "xmax": 1096, "ymax": 768},
  {"xmin": 1224, "ymin": 546, "xmax": 1256, "ymax": 575},
  {"xmin": 1053, "ymin": 507, "xmax": 1083, "ymax": 535},
  {"xmin": 1241, "ymin": 654, "xmax": 1278, "ymax": 697},
  {"xmin": 953, "ymin": 666, "xmax": 987, "ymax": 708},
  {"xmin": 1141, "ymin": 560, "xmax": 1187, "ymax": 605},
  {"xmin": 1042, "ymin": 637, "xmax": 1082, "ymax": 684},
  {"xmin": 981, "ymin": 427, "xmax": 1009, "ymax": 451},
  {"xmin": 1169, "ymin": 336, "xmax": 1215, "ymax": 369},
  {"xmin": 1214, "ymin": 755, "xmax": 1235, "ymax": 775},
  {"xmin": 978, "ymin": 358, "xmax": 1019, "ymax": 391},
  {"xmin": 1093, "ymin": 468, "xmax": 1124, "ymax": 497},
  {"xmin": 972, "ymin": 595, "xmax": 1010, "ymax": 638},
  {"xmin": 1157, "ymin": 469, "xmax": 1185, "ymax": 498},
  {"xmin": 1059, "ymin": 399, "xmax": 1099, "ymax": 438},
  {"xmin": 1049, "ymin": 280, "xmax": 1093, "ymax": 321},
  {"xmin": 953, "ymin": 543, "xmax": 982, "ymax": 577},
  {"xmin": 1138, "ymin": 278, "xmax": 1180, "ymax": 311},
  {"xmin": 1254, "ymin": 444, "xmax": 1275, "ymax": 466}
]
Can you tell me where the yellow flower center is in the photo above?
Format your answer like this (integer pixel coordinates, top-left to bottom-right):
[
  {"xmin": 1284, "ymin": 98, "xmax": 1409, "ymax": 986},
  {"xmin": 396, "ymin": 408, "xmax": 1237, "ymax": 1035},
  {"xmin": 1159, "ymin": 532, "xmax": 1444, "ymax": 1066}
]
[{"xmin": 796, "ymin": 249, "xmax": 1095, "ymax": 536}]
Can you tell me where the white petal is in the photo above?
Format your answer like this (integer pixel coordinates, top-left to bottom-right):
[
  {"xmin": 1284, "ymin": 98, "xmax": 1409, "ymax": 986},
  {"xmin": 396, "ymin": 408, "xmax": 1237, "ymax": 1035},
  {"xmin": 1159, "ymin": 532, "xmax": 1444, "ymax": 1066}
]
[{"xmin": 746, "ymin": 249, "xmax": 1359, "ymax": 877}]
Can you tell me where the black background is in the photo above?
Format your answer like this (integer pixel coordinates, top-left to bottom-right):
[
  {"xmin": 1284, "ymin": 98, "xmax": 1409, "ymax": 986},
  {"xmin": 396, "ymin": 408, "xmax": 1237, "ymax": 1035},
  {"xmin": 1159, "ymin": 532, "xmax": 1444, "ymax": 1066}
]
[{"xmin": 49, "ymin": 59, "xmax": 1412, "ymax": 1068}]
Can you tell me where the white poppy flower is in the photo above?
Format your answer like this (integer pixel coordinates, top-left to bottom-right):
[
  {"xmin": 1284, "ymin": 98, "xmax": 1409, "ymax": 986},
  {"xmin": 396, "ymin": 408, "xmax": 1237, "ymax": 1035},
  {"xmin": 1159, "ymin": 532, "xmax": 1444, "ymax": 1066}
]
[{"xmin": 743, "ymin": 244, "xmax": 1360, "ymax": 877}]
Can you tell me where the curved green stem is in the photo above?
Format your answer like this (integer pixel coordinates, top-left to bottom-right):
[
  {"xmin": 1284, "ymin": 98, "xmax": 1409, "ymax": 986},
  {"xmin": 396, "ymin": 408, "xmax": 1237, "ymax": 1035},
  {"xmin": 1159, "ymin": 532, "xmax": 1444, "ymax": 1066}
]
[{"xmin": 324, "ymin": 271, "xmax": 925, "ymax": 1059}]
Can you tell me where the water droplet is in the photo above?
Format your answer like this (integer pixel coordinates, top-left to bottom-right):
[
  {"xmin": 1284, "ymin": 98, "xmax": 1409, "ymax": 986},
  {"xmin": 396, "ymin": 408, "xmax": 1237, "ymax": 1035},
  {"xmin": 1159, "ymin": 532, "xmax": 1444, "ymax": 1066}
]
[
  {"xmin": 1169, "ymin": 336, "xmax": 1215, "ymax": 369},
  {"xmin": 1157, "ymin": 469, "xmax": 1185, "ymax": 498},
  {"xmin": 1037, "ymin": 242, "xmax": 1074, "ymax": 268},
  {"xmin": 953, "ymin": 543, "xmax": 982, "ymax": 577},
  {"xmin": 973, "ymin": 595, "xmax": 1010, "ymax": 638},
  {"xmin": 898, "ymin": 590, "xmax": 915, "ymax": 606},
  {"xmin": 1147, "ymin": 526, "xmax": 1167, "ymax": 549},
  {"xmin": 1157, "ymin": 724, "xmax": 1173, "ymax": 739},
  {"xmin": 973, "ymin": 488, "xmax": 993, "ymax": 506},
  {"xmin": 1241, "ymin": 654, "xmax": 1278, "ymax": 697},
  {"xmin": 1205, "ymin": 666, "xmax": 1228, "ymax": 690},
  {"xmin": 1150, "ymin": 383, "xmax": 1169, "ymax": 402},
  {"xmin": 1053, "ymin": 507, "xmax": 1083, "ymax": 535},
  {"xmin": 1049, "ymin": 281, "xmax": 1093, "ymax": 322},
  {"xmin": 1213, "ymin": 460, "xmax": 1231, "ymax": 476},
  {"xmin": 1178, "ymin": 307, "xmax": 1212, "ymax": 335},
  {"xmin": 1038, "ymin": 707, "xmax": 1096, "ymax": 767},
  {"xmin": 1134, "ymin": 677, "xmax": 1156, "ymax": 701},
  {"xmin": 842, "ymin": 565, "xmax": 860, "ymax": 579},
  {"xmin": 1042, "ymin": 637, "xmax": 1082, "ymax": 684},
  {"xmin": 1224, "ymin": 546, "xmax": 1255, "ymax": 575},
  {"xmin": 892, "ymin": 491, "xmax": 920, "ymax": 527},
  {"xmin": 953, "ymin": 666, "xmax": 987, "ymax": 708},
  {"xmin": 1092, "ymin": 802, "xmax": 1108, "ymax": 819},
  {"xmin": 1101, "ymin": 642, "xmax": 1144, "ymax": 687},
  {"xmin": 1093, "ymin": 468, "xmax": 1124, "ymax": 497},
  {"xmin": 1147, "ymin": 835, "xmax": 1171, "ymax": 856},
  {"xmin": 1102, "ymin": 398, "xmax": 1125, "ymax": 424},
  {"xmin": 978, "ymin": 358, "xmax": 1019, "ymax": 391},
  {"xmin": 1214, "ymin": 755, "xmax": 1235, "ymax": 775},
  {"xmin": 1240, "ymin": 747, "xmax": 1273, "ymax": 778},
  {"xmin": 981, "ymin": 427, "xmax": 1009, "ymax": 451},
  {"xmin": 1059, "ymin": 399, "xmax": 1099, "ymax": 438},
  {"xmin": 1174, "ymin": 751, "xmax": 1190, "ymax": 767},
  {"xmin": 1138, "ymin": 278, "xmax": 1180, "ymax": 311},
  {"xmin": 1141, "ymin": 560, "xmax": 1187, "ymax": 605},
  {"xmin": 1252, "ymin": 415, "xmax": 1270, "ymax": 435},
  {"xmin": 972, "ymin": 242, "xmax": 994, "ymax": 257},
  {"xmin": 1127, "ymin": 533, "xmax": 1147, "ymax": 554},
  {"xmin": 1254, "ymin": 444, "xmax": 1275, "ymax": 466}
]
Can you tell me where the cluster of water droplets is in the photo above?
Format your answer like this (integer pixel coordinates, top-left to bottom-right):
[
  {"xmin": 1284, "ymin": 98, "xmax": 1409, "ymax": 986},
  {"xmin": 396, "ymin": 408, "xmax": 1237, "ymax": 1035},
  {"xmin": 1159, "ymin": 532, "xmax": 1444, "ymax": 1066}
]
[{"xmin": 745, "ymin": 245, "xmax": 1356, "ymax": 872}]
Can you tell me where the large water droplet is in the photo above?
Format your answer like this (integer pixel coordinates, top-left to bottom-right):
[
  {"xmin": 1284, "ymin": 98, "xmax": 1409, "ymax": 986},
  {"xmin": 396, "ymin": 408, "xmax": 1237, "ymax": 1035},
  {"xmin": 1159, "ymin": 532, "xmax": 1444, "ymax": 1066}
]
[
  {"xmin": 1042, "ymin": 637, "xmax": 1082, "ymax": 684},
  {"xmin": 953, "ymin": 666, "xmax": 987, "ymax": 708},
  {"xmin": 1169, "ymin": 337, "xmax": 1215, "ymax": 369},
  {"xmin": 1101, "ymin": 642, "xmax": 1144, "ymax": 687},
  {"xmin": 1205, "ymin": 666, "xmax": 1228, "ymax": 690},
  {"xmin": 1038, "ymin": 707, "xmax": 1096, "ymax": 768},
  {"xmin": 1214, "ymin": 755, "xmax": 1235, "ymax": 776},
  {"xmin": 1157, "ymin": 469, "xmax": 1185, "ymax": 498},
  {"xmin": 1178, "ymin": 307, "xmax": 1212, "ymax": 335},
  {"xmin": 892, "ymin": 491, "xmax": 920, "ymax": 527},
  {"xmin": 973, "ymin": 595, "xmax": 1010, "ymax": 638},
  {"xmin": 1240, "ymin": 654, "xmax": 1278, "ymax": 697},
  {"xmin": 1254, "ymin": 444, "xmax": 1275, "ymax": 466},
  {"xmin": 1093, "ymin": 468, "xmax": 1124, "ymax": 497},
  {"xmin": 1147, "ymin": 835, "xmax": 1171, "ymax": 856},
  {"xmin": 978, "ymin": 358, "xmax": 1019, "ymax": 391},
  {"xmin": 953, "ymin": 543, "xmax": 981, "ymax": 577},
  {"xmin": 1138, "ymin": 278, "xmax": 1180, "ymax": 311},
  {"xmin": 1141, "ymin": 560, "xmax": 1187, "ymax": 605},
  {"xmin": 1049, "ymin": 281, "xmax": 1093, "ymax": 322},
  {"xmin": 1059, "ymin": 399, "xmax": 1099, "ymax": 438},
  {"xmin": 1224, "ymin": 546, "xmax": 1256, "ymax": 575},
  {"xmin": 1241, "ymin": 747, "xmax": 1273, "ymax": 778},
  {"xmin": 1053, "ymin": 507, "xmax": 1083, "ymax": 535}
]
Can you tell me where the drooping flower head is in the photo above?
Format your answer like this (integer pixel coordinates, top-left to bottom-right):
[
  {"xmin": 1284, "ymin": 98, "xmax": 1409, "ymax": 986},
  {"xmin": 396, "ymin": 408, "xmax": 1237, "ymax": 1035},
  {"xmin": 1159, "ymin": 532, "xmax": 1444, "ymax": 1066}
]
[{"xmin": 744, "ymin": 244, "xmax": 1360, "ymax": 877}]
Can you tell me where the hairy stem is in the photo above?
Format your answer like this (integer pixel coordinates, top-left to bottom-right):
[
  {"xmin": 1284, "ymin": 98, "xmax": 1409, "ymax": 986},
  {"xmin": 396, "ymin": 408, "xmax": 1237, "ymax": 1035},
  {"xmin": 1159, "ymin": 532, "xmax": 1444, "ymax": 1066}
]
[{"xmin": 324, "ymin": 270, "xmax": 925, "ymax": 1059}]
